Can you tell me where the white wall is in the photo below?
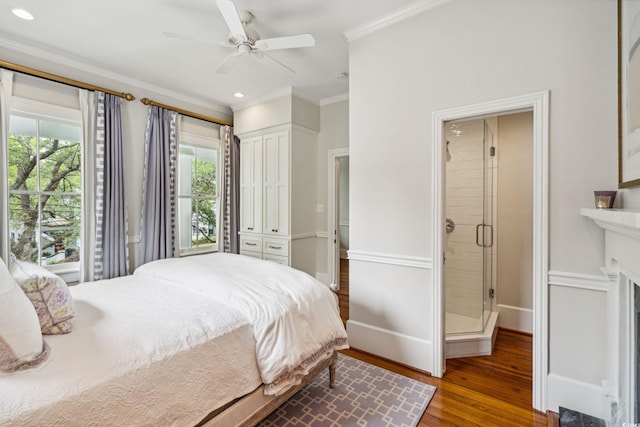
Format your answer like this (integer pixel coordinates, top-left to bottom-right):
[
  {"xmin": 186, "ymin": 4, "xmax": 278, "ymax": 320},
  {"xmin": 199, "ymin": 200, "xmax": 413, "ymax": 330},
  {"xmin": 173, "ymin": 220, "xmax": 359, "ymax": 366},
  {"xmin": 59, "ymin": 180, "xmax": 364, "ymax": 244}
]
[
  {"xmin": 315, "ymin": 99, "xmax": 349, "ymax": 280},
  {"xmin": 348, "ymin": 0, "xmax": 624, "ymax": 416},
  {"xmin": 497, "ymin": 112, "xmax": 533, "ymax": 333}
]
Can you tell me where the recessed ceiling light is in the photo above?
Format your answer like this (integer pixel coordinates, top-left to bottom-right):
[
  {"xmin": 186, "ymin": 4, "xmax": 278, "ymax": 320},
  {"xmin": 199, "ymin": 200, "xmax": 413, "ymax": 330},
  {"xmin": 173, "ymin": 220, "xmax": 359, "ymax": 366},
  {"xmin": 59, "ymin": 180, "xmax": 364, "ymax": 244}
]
[
  {"xmin": 233, "ymin": 92, "xmax": 245, "ymax": 98},
  {"xmin": 11, "ymin": 8, "xmax": 35, "ymax": 21}
]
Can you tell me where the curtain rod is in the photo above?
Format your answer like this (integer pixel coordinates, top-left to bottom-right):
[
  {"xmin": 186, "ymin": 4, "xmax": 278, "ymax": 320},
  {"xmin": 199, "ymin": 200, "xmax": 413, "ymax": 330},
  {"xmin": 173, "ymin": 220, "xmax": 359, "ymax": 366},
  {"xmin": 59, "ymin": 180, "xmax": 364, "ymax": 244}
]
[
  {"xmin": 140, "ymin": 98, "xmax": 232, "ymax": 127},
  {"xmin": 0, "ymin": 60, "xmax": 135, "ymax": 101}
]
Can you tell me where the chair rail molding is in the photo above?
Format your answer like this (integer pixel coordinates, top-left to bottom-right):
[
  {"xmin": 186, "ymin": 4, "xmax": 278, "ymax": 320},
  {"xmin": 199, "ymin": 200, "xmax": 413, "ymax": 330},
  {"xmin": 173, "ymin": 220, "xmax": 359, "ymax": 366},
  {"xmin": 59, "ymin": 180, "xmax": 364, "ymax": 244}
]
[{"xmin": 347, "ymin": 250, "xmax": 432, "ymax": 269}]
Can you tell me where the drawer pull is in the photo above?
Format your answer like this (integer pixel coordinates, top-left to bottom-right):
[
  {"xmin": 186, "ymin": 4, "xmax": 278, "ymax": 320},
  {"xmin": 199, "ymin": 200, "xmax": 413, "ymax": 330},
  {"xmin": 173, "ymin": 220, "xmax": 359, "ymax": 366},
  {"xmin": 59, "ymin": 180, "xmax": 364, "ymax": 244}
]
[
  {"xmin": 268, "ymin": 245, "xmax": 282, "ymax": 250},
  {"xmin": 248, "ymin": 227, "xmax": 254, "ymax": 231},
  {"xmin": 245, "ymin": 242, "xmax": 257, "ymax": 246}
]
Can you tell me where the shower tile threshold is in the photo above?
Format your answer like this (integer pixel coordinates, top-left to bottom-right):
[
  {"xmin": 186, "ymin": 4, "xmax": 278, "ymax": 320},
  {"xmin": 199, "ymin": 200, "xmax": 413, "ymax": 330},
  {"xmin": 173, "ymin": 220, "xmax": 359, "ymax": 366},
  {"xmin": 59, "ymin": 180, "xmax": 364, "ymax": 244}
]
[{"xmin": 445, "ymin": 311, "xmax": 499, "ymax": 359}]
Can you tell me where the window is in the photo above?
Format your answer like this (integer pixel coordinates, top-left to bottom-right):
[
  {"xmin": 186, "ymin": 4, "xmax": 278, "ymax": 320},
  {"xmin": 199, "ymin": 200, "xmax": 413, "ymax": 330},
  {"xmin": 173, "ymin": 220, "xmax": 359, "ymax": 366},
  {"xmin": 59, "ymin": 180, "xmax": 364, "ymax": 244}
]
[
  {"xmin": 177, "ymin": 132, "xmax": 221, "ymax": 255},
  {"xmin": 8, "ymin": 101, "xmax": 82, "ymax": 272}
]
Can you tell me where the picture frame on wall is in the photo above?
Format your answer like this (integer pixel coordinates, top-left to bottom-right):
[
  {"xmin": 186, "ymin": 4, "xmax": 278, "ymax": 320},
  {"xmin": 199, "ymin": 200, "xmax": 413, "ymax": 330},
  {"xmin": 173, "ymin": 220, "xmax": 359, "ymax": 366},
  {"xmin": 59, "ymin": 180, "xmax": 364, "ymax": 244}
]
[{"xmin": 619, "ymin": 0, "xmax": 640, "ymax": 188}]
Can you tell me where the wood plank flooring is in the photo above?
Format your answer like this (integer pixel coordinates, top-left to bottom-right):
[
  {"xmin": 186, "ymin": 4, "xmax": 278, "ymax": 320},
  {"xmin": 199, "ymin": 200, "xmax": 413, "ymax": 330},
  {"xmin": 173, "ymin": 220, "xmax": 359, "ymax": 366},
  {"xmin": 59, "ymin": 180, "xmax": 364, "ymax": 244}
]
[{"xmin": 338, "ymin": 258, "xmax": 550, "ymax": 426}]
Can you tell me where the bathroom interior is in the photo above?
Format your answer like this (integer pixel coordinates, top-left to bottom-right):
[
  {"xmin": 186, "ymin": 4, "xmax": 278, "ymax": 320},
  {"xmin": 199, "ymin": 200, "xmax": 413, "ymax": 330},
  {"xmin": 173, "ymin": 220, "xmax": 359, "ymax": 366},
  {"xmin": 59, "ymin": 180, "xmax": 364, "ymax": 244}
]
[{"xmin": 444, "ymin": 111, "xmax": 533, "ymax": 358}]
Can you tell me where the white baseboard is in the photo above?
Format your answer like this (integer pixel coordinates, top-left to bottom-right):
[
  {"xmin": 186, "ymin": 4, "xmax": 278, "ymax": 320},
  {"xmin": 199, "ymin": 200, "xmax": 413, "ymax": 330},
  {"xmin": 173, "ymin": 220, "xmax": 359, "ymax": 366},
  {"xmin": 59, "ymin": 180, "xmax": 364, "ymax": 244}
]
[
  {"xmin": 547, "ymin": 373, "xmax": 606, "ymax": 422},
  {"xmin": 346, "ymin": 320, "xmax": 432, "ymax": 373},
  {"xmin": 497, "ymin": 304, "xmax": 533, "ymax": 334}
]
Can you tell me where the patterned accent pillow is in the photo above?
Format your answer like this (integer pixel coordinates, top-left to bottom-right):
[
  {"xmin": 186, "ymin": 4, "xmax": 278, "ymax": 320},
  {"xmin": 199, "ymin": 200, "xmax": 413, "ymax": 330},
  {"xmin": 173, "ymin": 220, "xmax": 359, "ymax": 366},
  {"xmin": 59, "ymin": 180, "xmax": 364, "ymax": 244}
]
[
  {"xmin": 0, "ymin": 258, "xmax": 48, "ymax": 373},
  {"xmin": 10, "ymin": 260, "xmax": 75, "ymax": 335}
]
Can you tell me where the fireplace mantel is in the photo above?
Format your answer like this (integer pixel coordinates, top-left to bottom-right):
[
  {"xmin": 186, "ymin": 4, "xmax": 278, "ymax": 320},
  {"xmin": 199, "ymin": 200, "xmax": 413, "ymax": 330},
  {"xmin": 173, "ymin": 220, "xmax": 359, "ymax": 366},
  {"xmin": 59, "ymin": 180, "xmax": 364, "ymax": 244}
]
[
  {"xmin": 581, "ymin": 208, "xmax": 640, "ymax": 426},
  {"xmin": 580, "ymin": 208, "xmax": 640, "ymax": 240}
]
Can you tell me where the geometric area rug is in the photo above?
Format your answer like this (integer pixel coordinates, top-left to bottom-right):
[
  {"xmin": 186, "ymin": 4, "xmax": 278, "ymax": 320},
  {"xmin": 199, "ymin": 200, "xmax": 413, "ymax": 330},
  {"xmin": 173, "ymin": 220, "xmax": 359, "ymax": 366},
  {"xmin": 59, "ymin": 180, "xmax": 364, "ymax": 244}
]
[{"xmin": 257, "ymin": 353, "xmax": 437, "ymax": 427}]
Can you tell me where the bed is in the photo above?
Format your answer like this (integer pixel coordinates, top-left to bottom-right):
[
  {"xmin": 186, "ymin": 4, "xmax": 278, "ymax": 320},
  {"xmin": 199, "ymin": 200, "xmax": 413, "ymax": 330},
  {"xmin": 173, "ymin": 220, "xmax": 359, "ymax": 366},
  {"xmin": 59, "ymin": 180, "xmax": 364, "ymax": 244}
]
[{"xmin": 0, "ymin": 253, "xmax": 348, "ymax": 426}]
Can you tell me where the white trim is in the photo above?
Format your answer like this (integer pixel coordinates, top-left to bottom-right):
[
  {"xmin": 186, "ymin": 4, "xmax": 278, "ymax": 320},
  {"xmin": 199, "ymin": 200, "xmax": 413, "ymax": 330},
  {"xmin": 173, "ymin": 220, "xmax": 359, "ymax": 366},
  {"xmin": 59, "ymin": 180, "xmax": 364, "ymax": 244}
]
[
  {"xmin": 231, "ymin": 87, "xmax": 294, "ymax": 111},
  {"xmin": 320, "ymin": 93, "xmax": 349, "ymax": 106},
  {"xmin": 328, "ymin": 148, "xmax": 349, "ymax": 290},
  {"xmin": 546, "ymin": 374, "xmax": 606, "ymax": 421},
  {"xmin": 348, "ymin": 250, "xmax": 431, "ymax": 269},
  {"xmin": 316, "ymin": 231, "xmax": 328, "ymax": 239},
  {"xmin": 290, "ymin": 232, "xmax": 316, "ymax": 240},
  {"xmin": 344, "ymin": 0, "xmax": 450, "ymax": 42},
  {"xmin": 548, "ymin": 270, "xmax": 609, "ymax": 292},
  {"xmin": 497, "ymin": 304, "xmax": 533, "ymax": 334},
  {"xmin": 432, "ymin": 91, "xmax": 549, "ymax": 413},
  {"xmin": 128, "ymin": 235, "xmax": 141, "ymax": 244},
  {"xmin": 0, "ymin": 36, "xmax": 231, "ymax": 116},
  {"xmin": 346, "ymin": 320, "xmax": 432, "ymax": 373}
]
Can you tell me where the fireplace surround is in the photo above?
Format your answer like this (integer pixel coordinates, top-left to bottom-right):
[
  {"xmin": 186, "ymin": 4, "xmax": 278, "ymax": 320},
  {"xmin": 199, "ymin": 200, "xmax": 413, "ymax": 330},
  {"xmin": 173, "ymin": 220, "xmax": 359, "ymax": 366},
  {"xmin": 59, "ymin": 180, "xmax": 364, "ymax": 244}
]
[{"xmin": 581, "ymin": 208, "xmax": 640, "ymax": 426}]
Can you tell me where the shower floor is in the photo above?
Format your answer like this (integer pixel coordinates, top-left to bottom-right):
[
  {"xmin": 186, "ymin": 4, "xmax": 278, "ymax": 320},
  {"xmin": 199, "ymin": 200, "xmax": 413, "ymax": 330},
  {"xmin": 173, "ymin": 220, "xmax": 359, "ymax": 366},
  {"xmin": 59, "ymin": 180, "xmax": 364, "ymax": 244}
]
[{"xmin": 446, "ymin": 311, "xmax": 484, "ymax": 335}]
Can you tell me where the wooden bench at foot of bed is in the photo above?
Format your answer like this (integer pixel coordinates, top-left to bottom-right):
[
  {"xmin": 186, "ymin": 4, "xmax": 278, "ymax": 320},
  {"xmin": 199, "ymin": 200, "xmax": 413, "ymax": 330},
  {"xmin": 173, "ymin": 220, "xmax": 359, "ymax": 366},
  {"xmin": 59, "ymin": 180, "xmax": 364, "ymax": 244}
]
[{"xmin": 198, "ymin": 351, "xmax": 338, "ymax": 427}]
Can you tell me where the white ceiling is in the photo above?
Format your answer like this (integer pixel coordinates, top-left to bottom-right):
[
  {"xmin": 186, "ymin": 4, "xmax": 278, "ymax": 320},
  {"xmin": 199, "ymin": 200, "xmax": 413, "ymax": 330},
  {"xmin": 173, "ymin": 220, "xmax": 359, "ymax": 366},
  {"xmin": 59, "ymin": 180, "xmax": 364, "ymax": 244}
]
[{"xmin": 0, "ymin": 0, "xmax": 428, "ymax": 110}]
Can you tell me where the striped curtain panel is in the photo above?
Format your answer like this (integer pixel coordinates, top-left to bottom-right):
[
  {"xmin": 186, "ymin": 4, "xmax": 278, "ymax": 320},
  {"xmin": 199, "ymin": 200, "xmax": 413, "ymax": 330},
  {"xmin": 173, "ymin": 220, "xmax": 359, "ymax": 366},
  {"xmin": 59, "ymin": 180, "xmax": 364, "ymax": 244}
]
[
  {"xmin": 93, "ymin": 92, "xmax": 129, "ymax": 280},
  {"xmin": 138, "ymin": 106, "xmax": 178, "ymax": 266},
  {"xmin": 221, "ymin": 126, "xmax": 240, "ymax": 254}
]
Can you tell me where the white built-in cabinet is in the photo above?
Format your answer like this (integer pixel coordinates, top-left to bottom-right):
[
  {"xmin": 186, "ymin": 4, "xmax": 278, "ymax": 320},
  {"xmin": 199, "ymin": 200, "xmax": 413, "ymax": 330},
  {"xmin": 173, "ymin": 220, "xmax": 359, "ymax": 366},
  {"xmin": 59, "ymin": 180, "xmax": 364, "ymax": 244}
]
[{"xmin": 238, "ymin": 125, "xmax": 316, "ymax": 273}]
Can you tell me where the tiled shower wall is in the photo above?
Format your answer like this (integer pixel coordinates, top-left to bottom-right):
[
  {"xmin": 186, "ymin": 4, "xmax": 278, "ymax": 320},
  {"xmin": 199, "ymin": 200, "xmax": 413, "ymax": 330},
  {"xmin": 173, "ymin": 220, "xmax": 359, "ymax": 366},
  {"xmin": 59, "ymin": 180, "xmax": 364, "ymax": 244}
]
[{"xmin": 445, "ymin": 119, "xmax": 497, "ymax": 323}]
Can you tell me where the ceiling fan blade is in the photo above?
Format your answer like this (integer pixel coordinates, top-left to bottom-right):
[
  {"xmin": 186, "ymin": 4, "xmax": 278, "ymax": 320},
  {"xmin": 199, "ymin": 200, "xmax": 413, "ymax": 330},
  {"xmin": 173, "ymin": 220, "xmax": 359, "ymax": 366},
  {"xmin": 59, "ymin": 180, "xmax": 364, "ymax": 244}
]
[
  {"xmin": 255, "ymin": 34, "xmax": 315, "ymax": 51},
  {"xmin": 216, "ymin": 53, "xmax": 242, "ymax": 74},
  {"xmin": 215, "ymin": 0, "xmax": 247, "ymax": 42},
  {"xmin": 256, "ymin": 52, "xmax": 295, "ymax": 74}
]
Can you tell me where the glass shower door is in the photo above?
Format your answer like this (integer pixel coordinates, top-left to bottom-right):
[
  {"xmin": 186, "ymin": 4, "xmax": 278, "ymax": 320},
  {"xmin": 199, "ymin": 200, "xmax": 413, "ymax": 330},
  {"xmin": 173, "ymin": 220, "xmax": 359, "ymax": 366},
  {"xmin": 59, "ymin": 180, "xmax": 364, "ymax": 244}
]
[{"xmin": 444, "ymin": 118, "xmax": 494, "ymax": 335}]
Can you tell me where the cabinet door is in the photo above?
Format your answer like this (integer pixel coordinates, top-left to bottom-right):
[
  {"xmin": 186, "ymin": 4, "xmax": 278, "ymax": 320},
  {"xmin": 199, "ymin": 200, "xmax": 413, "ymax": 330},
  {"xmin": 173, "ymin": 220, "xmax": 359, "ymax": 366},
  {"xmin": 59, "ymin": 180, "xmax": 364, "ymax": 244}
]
[
  {"xmin": 263, "ymin": 131, "xmax": 289, "ymax": 235},
  {"xmin": 240, "ymin": 136, "xmax": 262, "ymax": 233}
]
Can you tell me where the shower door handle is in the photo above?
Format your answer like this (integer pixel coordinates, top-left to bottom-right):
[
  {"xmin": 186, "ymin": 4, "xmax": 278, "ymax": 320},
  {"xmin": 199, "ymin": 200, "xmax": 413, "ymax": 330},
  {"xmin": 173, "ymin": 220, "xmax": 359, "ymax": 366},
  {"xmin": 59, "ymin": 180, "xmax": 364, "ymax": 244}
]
[
  {"xmin": 476, "ymin": 224, "xmax": 494, "ymax": 248},
  {"xmin": 476, "ymin": 224, "xmax": 483, "ymax": 247}
]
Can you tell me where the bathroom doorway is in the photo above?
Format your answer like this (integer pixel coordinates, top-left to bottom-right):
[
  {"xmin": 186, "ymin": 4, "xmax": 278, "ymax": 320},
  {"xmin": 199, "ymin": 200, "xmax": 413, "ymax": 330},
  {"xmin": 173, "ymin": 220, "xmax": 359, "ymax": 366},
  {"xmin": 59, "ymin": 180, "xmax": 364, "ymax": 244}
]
[
  {"xmin": 328, "ymin": 148, "xmax": 349, "ymax": 292},
  {"xmin": 431, "ymin": 91, "xmax": 549, "ymax": 411}
]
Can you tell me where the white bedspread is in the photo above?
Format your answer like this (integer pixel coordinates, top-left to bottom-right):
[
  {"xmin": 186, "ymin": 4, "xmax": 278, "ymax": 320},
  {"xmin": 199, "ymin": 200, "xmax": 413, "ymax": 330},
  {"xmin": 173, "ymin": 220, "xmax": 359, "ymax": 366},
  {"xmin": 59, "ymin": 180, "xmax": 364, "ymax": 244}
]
[
  {"xmin": 1, "ymin": 275, "xmax": 261, "ymax": 427},
  {"xmin": 134, "ymin": 253, "xmax": 349, "ymax": 395}
]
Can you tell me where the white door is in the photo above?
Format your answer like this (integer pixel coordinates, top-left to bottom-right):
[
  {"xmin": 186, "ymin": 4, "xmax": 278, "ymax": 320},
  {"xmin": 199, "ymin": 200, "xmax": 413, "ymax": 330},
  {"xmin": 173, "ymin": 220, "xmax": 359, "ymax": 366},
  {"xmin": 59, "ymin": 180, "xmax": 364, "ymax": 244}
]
[
  {"xmin": 263, "ymin": 131, "xmax": 289, "ymax": 235},
  {"xmin": 240, "ymin": 136, "xmax": 262, "ymax": 233}
]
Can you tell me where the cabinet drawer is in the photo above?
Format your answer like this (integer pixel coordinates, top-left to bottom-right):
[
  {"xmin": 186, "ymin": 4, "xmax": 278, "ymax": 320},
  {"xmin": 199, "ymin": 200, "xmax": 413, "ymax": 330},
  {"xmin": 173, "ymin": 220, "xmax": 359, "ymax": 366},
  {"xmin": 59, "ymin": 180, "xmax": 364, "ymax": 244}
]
[
  {"xmin": 263, "ymin": 253, "xmax": 289, "ymax": 265},
  {"xmin": 240, "ymin": 250, "xmax": 262, "ymax": 260},
  {"xmin": 240, "ymin": 235, "xmax": 263, "ymax": 252},
  {"xmin": 263, "ymin": 238, "xmax": 288, "ymax": 256}
]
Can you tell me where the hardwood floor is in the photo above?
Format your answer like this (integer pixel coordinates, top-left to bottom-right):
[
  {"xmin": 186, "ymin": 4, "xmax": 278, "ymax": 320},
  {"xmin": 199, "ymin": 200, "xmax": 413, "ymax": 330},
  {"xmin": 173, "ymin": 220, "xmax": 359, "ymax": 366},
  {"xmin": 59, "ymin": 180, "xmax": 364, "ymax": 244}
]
[
  {"xmin": 337, "ymin": 261, "xmax": 550, "ymax": 425},
  {"xmin": 336, "ymin": 258, "xmax": 349, "ymax": 325}
]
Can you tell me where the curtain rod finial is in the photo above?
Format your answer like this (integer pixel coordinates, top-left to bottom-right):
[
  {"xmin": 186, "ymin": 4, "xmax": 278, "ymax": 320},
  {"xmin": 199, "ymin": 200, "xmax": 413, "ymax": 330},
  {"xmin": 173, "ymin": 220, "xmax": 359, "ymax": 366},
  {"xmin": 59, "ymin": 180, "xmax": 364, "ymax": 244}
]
[
  {"xmin": 124, "ymin": 93, "xmax": 135, "ymax": 101},
  {"xmin": 141, "ymin": 98, "xmax": 151, "ymax": 105}
]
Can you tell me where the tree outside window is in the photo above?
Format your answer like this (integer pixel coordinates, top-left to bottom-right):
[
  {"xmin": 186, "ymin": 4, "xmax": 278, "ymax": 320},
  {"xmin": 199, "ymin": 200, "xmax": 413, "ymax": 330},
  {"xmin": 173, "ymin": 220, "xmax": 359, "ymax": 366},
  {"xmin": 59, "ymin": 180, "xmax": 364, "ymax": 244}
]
[
  {"xmin": 8, "ymin": 115, "xmax": 82, "ymax": 266},
  {"xmin": 177, "ymin": 141, "xmax": 219, "ymax": 254}
]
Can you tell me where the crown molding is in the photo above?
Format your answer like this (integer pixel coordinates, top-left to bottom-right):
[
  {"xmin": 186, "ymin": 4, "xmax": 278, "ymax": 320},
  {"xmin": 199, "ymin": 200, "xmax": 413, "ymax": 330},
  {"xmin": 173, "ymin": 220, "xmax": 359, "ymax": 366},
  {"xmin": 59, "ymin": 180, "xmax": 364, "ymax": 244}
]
[
  {"xmin": 231, "ymin": 87, "xmax": 294, "ymax": 111},
  {"xmin": 320, "ymin": 93, "xmax": 349, "ymax": 106},
  {"xmin": 344, "ymin": 0, "xmax": 450, "ymax": 43},
  {"xmin": 0, "ymin": 35, "xmax": 231, "ymax": 116}
]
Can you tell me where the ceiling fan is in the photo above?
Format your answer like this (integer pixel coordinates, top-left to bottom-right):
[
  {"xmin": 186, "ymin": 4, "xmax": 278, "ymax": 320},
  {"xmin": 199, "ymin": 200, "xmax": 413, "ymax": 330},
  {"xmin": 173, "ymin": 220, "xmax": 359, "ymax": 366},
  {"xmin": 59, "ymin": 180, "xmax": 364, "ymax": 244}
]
[{"xmin": 213, "ymin": 0, "xmax": 315, "ymax": 74}]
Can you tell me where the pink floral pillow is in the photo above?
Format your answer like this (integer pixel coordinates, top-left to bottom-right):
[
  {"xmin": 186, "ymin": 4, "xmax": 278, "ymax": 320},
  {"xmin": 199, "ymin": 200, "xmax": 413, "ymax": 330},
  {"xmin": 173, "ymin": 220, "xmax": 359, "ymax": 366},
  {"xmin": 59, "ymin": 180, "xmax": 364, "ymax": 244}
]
[{"xmin": 10, "ymin": 260, "xmax": 75, "ymax": 335}]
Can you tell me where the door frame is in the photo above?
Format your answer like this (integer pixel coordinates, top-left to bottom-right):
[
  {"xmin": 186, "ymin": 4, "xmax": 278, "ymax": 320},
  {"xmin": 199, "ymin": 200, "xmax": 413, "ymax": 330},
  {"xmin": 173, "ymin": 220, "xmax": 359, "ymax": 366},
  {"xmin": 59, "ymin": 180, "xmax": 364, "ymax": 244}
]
[
  {"xmin": 328, "ymin": 148, "xmax": 349, "ymax": 290},
  {"xmin": 431, "ymin": 91, "xmax": 549, "ymax": 412}
]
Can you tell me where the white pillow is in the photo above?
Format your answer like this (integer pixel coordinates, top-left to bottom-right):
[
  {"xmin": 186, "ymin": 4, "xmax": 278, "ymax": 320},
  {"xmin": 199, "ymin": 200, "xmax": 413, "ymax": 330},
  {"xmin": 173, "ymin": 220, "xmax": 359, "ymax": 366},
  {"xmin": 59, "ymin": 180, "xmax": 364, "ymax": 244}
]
[{"xmin": 0, "ymin": 258, "xmax": 48, "ymax": 373}]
